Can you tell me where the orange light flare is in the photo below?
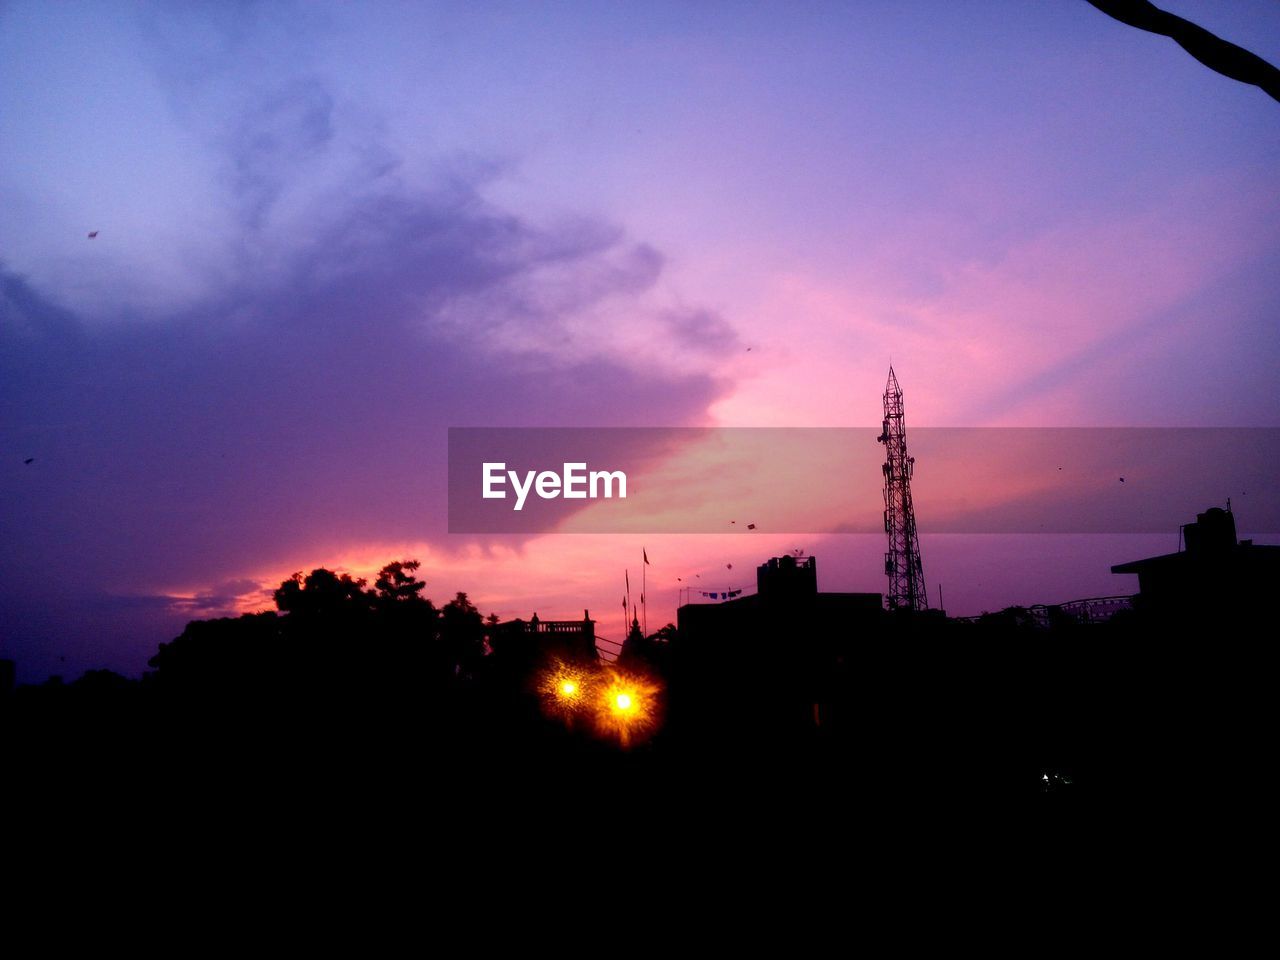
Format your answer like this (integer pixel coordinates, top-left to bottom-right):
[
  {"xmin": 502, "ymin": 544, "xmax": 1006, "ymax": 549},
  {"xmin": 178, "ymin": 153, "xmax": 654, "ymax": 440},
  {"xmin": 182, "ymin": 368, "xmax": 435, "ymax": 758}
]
[
  {"xmin": 595, "ymin": 668, "xmax": 662, "ymax": 747},
  {"xmin": 538, "ymin": 660, "xmax": 594, "ymax": 721}
]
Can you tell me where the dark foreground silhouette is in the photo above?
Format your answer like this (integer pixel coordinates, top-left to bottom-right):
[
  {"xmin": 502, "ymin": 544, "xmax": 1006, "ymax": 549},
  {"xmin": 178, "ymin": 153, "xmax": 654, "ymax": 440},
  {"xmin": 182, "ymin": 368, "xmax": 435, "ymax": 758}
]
[
  {"xmin": 1088, "ymin": 0, "xmax": 1280, "ymax": 102},
  {"xmin": 4, "ymin": 534, "xmax": 1273, "ymax": 861}
]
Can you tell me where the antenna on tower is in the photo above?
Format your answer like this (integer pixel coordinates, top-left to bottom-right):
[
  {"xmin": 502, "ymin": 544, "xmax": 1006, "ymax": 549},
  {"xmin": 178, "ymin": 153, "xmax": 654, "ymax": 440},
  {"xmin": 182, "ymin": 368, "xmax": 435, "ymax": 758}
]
[{"xmin": 877, "ymin": 366, "xmax": 928, "ymax": 612}]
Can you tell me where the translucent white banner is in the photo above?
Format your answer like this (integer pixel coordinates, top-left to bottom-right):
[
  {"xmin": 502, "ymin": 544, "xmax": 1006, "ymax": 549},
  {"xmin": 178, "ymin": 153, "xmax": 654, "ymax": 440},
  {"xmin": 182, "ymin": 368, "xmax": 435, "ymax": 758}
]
[{"xmin": 448, "ymin": 427, "xmax": 1280, "ymax": 534}]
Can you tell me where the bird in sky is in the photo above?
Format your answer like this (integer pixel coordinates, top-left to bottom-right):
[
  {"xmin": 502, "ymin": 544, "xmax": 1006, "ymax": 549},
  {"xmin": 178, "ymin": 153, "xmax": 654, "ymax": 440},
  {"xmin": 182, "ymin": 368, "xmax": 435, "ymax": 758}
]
[
  {"xmin": 88, "ymin": 231, "xmax": 98, "ymax": 238},
  {"xmin": 747, "ymin": 523, "xmax": 756, "ymax": 530},
  {"xmin": 24, "ymin": 457, "xmax": 35, "ymax": 464},
  {"xmin": 1119, "ymin": 477, "xmax": 1126, "ymax": 483}
]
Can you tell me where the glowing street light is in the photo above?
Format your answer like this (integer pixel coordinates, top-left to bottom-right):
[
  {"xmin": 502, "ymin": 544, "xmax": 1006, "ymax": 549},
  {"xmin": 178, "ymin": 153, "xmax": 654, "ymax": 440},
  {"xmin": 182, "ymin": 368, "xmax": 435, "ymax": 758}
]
[
  {"xmin": 540, "ymin": 661, "xmax": 590, "ymax": 722},
  {"xmin": 598, "ymin": 672, "xmax": 660, "ymax": 747},
  {"xmin": 539, "ymin": 661, "xmax": 662, "ymax": 746}
]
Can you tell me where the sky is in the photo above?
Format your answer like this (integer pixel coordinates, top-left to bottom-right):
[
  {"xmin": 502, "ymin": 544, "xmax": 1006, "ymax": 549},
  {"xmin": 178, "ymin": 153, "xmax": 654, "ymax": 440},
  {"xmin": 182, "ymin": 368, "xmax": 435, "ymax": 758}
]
[{"xmin": 2, "ymin": 1, "xmax": 1278, "ymax": 681}]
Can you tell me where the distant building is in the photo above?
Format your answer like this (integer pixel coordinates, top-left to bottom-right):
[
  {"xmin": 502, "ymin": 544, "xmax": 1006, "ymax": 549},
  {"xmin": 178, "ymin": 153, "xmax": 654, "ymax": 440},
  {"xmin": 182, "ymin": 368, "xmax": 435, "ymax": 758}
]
[
  {"xmin": 675, "ymin": 555, "xmax": 882, "ymax": 735},
  {"xmin": 487, "ymin": 610, "xmax": 598, "ymax": 667},
  {"xmin": 1111, "ymin": 507, "xmax": 1280, "ymax": 626},
  {"xmin": 678, "ymin": 555, "xmax": 881, "ymax": 649}
]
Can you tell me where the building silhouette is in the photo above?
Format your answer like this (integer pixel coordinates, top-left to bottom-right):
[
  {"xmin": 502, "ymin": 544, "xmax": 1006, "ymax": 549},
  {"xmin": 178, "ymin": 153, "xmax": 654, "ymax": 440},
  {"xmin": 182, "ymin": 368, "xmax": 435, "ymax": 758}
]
[
  {"xmin": 1111, "ymin": 506, "xmax": 1280, "ymax": 628},
  {"xmin": 487, "ymin": 610, "xmax": 598, "ymax": 667},
  {"xmin": 675, "ymin": 555, "xmax": 881, "ymax": 736},
  {"xmin": 678, "ymin": 555, "xmax": 881, "ymax": 644}
]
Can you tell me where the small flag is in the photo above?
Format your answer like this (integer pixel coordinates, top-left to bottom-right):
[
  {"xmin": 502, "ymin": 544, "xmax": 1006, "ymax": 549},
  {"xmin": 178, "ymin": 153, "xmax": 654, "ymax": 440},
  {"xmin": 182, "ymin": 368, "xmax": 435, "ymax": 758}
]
[{"xmin": 643, "ymin": 548, "xmax": 650, "ymax": 565}]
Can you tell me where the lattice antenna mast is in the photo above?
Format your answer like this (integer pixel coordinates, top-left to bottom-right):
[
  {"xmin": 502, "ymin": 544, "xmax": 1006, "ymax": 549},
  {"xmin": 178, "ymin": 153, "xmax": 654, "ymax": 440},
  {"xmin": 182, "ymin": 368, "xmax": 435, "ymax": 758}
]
[{"xmin": 877, "ymin": 366, "xmax": 927, "ymax": 611}]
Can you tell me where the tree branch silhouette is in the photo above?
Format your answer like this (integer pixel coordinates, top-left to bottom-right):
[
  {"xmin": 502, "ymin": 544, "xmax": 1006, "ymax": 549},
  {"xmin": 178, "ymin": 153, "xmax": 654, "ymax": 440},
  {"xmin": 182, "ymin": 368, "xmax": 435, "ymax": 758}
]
[{"xmin": 1087, "ymin": 0, "xmax": 1280, "ymax": 103}]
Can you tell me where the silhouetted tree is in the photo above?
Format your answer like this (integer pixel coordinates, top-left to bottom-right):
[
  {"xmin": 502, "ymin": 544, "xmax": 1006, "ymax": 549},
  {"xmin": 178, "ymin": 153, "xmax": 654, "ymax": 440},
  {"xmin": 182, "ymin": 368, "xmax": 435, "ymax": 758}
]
[
  {"xmin": 374, "ymin": 560, "xmax": 428, "ymax": 606},
  {"xmin": 274, "ymin": 568, "xmax": 373, "ymax": 619},
  {"xmin": 369, "ymin": 560, "xmax": 441, "ymax": 697},
  {"xmin": 440, "ymin": 592, "xmax": 485, "ymax": 679},
  {"xmin": 148, "ymin": 612, "xmax": 283, "ymax": 683}
]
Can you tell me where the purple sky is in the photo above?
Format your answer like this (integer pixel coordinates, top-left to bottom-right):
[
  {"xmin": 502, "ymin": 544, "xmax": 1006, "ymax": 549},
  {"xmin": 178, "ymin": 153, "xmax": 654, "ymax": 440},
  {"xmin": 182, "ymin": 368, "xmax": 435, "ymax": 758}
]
[{"xmin": 2, "ymin": 1, "xmax": 1278, "ymax": 681}]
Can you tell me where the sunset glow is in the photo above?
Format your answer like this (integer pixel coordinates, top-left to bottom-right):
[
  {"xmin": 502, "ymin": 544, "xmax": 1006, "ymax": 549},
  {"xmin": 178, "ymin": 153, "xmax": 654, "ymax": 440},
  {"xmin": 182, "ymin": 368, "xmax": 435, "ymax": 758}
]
[{"xmin": 1, "ymin": 2, "xmax": 1277, "ymax": 683}]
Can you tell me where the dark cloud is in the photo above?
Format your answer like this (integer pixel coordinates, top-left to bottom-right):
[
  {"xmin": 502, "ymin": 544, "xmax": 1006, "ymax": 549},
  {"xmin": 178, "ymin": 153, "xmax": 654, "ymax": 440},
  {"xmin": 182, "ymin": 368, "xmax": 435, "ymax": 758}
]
[
  {"xmin": 231, "ymin": 79, "xmax": 335, "ymax": 226},
  {"xmin": 663, "ymin": 308, "xmax": 740, "ymax": 355},
  {"xmin": 0, "ymin": 11, "xmax": 742, "ymax": 682},
  {"xmin": 147, "ymin": 577, "xmax": 274, "ymax": 615},
  {"xmin": 0, "ymin": 165, "xmax": 731, "ymax": 681}
]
